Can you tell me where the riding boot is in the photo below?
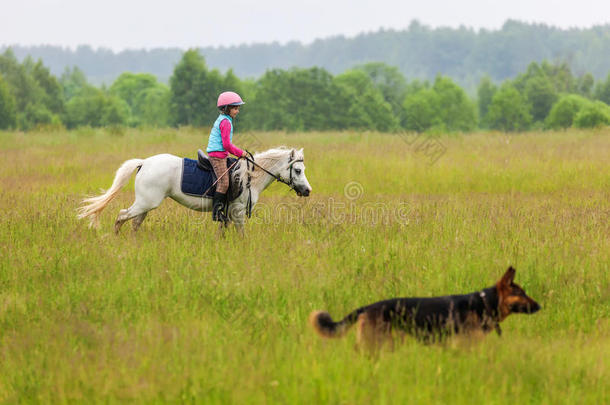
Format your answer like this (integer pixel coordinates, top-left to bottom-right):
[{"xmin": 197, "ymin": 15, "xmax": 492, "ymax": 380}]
[
  {"xmin": 212, "ymin": 192, "xmax": 227, "ymax": 222},
  {"xmin": 222, "ymin": 191, "xmax": 229, "ymax": 221},
  {"xmin": 220, "ymin": 192, "xmax": 229, "ymax": 224}
]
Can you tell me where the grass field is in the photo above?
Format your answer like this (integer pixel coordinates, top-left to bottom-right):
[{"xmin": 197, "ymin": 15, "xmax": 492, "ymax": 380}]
[{"xmin": 0, "ymin": 127, "xmax": 608, "ymax": 404}]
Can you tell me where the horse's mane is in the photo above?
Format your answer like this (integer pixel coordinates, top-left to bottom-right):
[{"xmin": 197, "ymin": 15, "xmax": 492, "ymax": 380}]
[{"xmin": 253, "ymin": 146, "xmax": 303, "ymax": 164}]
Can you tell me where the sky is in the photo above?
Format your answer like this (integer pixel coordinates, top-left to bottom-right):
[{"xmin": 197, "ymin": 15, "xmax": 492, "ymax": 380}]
[{"xmin": 2, "ymin": 0, "xmax": 609, "ymax": 52}]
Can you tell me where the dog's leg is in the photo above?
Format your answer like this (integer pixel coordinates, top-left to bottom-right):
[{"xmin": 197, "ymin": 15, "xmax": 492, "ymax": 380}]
[{"xmin": 356, "ymin": 312, "xmax": 392, "ymax": 354}]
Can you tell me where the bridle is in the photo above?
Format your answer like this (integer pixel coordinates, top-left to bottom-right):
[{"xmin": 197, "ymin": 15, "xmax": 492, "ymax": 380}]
[
  {"xmin": 241, "ymin": 153, "xmax": 304, "ymax": 218},
  {"xmin": 242, "ymin": 154, "xmax": 304, "ymax": 191}
]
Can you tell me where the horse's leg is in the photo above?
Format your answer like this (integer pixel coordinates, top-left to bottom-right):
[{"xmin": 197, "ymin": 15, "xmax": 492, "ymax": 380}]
[
  {"xmin": 115, "ymin": 205, "xmax": 139, "ymax": 234},
  {"xmin": 115, "ymin": 209, "xmax": 129, "ymax": 234},
  {"xmin": 234, "ymin": 216, "xmax": 245, "ymax": 237},
  {"xmin": 115, "ymin": 181, "xmax": 166, "ymax": 234},
  {"xmin": 215, "ymin": 222, "xmax": 226, "ymax": 239},
  {"xmin": 228, "ymin": 202, "xmax": 246, "ymax": 236},
  {"xmin": 131, "ymin": 212, "xmax": 148, "ymax": 232},
  {"xmin": 115, "ymin": 201, "xmax": 158, "ymax": 234}
]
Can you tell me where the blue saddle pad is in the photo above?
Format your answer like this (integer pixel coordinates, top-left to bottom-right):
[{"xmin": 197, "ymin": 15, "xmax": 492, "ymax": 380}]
[{"xmin": 181, "ymin": 158, "xmax": 215, "ymax": 197}]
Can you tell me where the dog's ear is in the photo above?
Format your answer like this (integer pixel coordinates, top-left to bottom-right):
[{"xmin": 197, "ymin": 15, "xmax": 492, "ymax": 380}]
[{"xmin": 499, "ymin": 266, "xmax": 516, "ymax": 288}]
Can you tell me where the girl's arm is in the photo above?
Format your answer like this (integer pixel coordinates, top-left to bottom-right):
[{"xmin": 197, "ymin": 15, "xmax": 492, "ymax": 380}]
[{"xmin": 220, "ymin": 119, "xmax": 245, "ymax": 157}]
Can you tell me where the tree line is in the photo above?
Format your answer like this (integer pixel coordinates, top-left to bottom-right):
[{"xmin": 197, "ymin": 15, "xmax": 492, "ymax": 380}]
[
  {"xmin": 3, "ymin": 20, "xmax": 610, "ymax": 88},
  {"xmin": 1, "ymin": 48, "xmax": 609, "ymax": 132}
]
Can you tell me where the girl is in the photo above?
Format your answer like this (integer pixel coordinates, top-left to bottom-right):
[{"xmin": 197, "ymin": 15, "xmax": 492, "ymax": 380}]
[{"xmin": 206, "ymin": 91, "xmax": 246, "ymax": 223}]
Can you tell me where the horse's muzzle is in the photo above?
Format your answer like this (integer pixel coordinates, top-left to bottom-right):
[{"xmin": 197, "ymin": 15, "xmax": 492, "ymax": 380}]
[{"xmin": 296, "ymin": 188, "xmax": 310, "ymax": 197}]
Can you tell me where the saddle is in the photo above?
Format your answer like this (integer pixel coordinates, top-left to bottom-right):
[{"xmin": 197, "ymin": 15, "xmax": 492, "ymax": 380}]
[
  {"xmin": 180, "ymin": 150, "xmax": 242, "ymax": 200},
  {"xmin": 196, "ymin": 149, "xmax": 215, "ymax": 171}
]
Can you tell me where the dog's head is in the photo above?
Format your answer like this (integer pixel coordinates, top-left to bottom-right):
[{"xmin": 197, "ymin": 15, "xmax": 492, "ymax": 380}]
[{"xmin": 496, "ymin": 266, "xmax": 540, "ymax": 320}]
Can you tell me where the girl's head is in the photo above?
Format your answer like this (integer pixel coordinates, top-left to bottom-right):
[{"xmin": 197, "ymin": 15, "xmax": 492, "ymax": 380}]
[
  {"xmin": 217, "ymin": 91, "xmax": 244, "ymax": 117},
  {"xmin": 219, "ymin": 104, "xmax": 240, "ymax": 118}
]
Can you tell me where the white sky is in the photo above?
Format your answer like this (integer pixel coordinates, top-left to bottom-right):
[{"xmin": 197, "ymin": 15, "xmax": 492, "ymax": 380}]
[{"xmin": 2, "ymin": 0, "xmax": 609, "ymax": 51}]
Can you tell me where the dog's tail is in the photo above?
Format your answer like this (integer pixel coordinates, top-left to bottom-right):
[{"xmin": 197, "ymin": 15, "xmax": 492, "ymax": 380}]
[{"xmin": 309, "ymin": 309, "xmax": 361, "ymax": 338}]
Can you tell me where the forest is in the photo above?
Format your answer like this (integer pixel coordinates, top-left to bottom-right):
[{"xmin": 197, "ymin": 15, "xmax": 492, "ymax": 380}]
[
  {"xmin": 1, "ymin": 46, "xmax": 610, "ymax": 133},
  {"xmin": 3, "ymin": 20, "xmax": 610, "ymax": 88}
]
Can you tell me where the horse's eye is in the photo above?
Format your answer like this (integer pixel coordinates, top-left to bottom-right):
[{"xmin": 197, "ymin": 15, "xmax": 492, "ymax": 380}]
[{"xmin": 294, "ymin": 168, "xmax": 302, "ymax": 175}]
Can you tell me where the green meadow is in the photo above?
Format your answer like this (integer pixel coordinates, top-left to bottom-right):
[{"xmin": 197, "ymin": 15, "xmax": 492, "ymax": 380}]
[{"xmin": 0, "ymin": 128, "xmax": 608, "ymax": 404}]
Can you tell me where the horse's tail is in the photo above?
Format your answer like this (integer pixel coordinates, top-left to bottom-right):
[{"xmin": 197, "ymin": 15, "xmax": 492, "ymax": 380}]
[
  {"xmin": 77, "ymin": 158, "xmax": 144, "ymax": 228},
  {"xmin": 309, "ymin": 309, "xmax": 361, "ymax": 339}
]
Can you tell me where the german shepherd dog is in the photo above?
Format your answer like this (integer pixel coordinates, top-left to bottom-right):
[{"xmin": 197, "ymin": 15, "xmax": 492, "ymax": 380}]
[{"xmin": 309, "ymin": 267, "xmax": 540, "ymax": 349}]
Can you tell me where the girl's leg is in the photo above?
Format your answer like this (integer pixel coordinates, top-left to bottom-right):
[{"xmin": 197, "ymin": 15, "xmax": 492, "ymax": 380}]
[{"xmin": 208, "ymin": 157, "xmax": 229, "ymax": 222}]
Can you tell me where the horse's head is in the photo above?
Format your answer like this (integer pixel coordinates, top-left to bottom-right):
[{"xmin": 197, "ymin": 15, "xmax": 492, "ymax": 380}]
[
  {"xmin": 250, "ymin": 147, "xmax": 312, "ymax": 197},
  {"xmin": 284, "ymin": 148, "xmax": 312, "ymax": 197}
]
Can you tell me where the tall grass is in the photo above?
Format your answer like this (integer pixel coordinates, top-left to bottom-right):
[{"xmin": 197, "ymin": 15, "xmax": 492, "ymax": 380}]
[{"xmin": 0, "ymin": 128, "xmax": 608, "ymax": 403}]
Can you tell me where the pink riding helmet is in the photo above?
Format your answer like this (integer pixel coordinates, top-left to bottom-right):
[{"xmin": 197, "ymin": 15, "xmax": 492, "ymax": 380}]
[{"xmin": 217, "ymin": 91, "xmax": 245, "ymax": 107}]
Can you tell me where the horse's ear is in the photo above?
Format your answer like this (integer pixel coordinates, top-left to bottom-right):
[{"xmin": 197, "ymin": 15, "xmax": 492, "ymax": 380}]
[{"xmin": 290, "ymin": 149, "xmax": 295, "ymax": 161}]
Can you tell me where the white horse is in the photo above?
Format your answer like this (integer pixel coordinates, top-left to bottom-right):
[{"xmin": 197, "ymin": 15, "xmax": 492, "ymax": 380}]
[{"xmin": 78, "ymin": 147, "xmax": 312, "ymax": 233}]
